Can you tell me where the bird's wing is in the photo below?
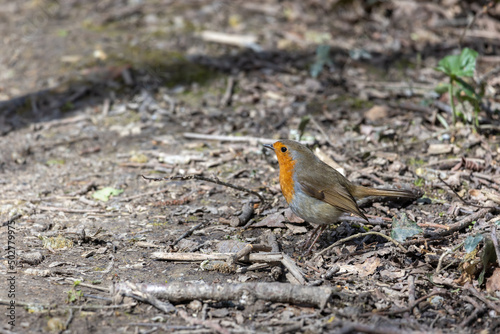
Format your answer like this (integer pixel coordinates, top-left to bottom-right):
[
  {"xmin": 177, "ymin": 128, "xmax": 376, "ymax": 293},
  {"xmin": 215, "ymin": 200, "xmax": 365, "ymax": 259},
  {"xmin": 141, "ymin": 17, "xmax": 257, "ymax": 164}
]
[{"xmin": 298, "ymin": 177, "xmax": 368, "ymax": 222}]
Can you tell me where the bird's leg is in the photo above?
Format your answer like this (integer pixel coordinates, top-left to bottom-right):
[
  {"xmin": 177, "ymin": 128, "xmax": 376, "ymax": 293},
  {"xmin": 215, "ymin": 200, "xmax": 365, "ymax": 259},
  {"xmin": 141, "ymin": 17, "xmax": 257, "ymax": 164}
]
[
  {"xmin": 302, "ymin": 225, "xmax": 320, "ymax": 251},
  {"xmin": 302, "ymin": 225, "xmax": 327, "ymax": 256}
]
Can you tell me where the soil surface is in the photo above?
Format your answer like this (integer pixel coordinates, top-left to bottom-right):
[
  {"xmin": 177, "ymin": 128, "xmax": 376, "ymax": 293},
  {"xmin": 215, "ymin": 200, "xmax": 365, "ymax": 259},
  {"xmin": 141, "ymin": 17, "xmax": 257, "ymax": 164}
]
[{"xmin": 1, "ymin": 1, "xmax": 500, "ymax": 333}]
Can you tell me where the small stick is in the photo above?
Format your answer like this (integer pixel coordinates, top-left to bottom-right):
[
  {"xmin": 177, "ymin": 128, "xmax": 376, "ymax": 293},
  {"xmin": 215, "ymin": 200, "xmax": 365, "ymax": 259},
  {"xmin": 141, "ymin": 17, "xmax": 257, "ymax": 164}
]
[
  {"xmin": 466, "ymin": 284, "xmax": 500, "ymax": 314},
  {"xmin": 65, "ymin": 278, "xmax": 110, "ymax": 292},
  {"xmin": 266, "ymin": 232, "xmax": 280, "ymax": 252},
  {"xmin": 64, "ymin": 308, "xmax": 74, "ymax": 331},
  {"xmin": 100, "ymin": 255, "xmax": 115, "ymax": 274},
  {"xmin": 183, "ymin": 132, "xmax": 274, "ymax": 143},
  {"xmin": 281, "ymin": 253, "xmax": 307, "ymax": 285},
  {"xmin": 407, "ymin": 275, "xmax": 420, "ymax": 317},
  {"xmin": 362, "ymin": 291, "xmax": 444, "ymax": 316},
  {"xmin": 171, "ymin": 222, "xmax": 205, "ymax": 247},
  {"xmin": 312, "ymin": 231, "xmax": 407, "ymax": 260},
  {"xmin": 417, "ymin": 222, "xmax": 450, "ymax": 230},
  {"xmin": 220, "ymin": 76, "xmax": 235, "ymax": 107},
  {"xmin": 231, "ymin": 201, "xmax": 255, "ymax": 227},
  {"xmin": 323, "ymin": 265, "xmax": 340, "ymax": 280},
  {"xmin": 227, "ymin": 244, "xmax": 272, "ymax": 266},
  {"xmin": 142, "ymin": 174, "xmax": 266, "ymax": 203},
  {"xmin": 438, "ymin": 175, "xmax": 498, "ymax": 210},
  {"xmin": 427, "ymin": 207, "xmax": 495, "ymax": 238},
  {"xmin": 460, "ymin": 295, "xmax": 485, "ymax": 327},
  {"xmin": 151, "ymin": 252, "xmax": 283, "ymax": 263},
  {"xmin": 436, "ymin": 241, "xmax": 464, "ymax": 274},
  {"xmin": 491, "ymin": 224, "xmax": 500, "ymax": 268},
  {"xmin": 37, "ymin": 206, "xmax": 105, "ymax": 214},
  {"xmin": 2, "ymin": 214, "xmax": 21, "ymax": 227}
]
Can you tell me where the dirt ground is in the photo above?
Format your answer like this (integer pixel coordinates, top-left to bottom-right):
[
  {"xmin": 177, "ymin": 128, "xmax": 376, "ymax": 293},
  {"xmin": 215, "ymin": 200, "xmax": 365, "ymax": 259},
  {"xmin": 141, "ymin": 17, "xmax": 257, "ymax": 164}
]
[{"xmin": 1, "ymin": 1, "xmax": 500, "ymax": 333}]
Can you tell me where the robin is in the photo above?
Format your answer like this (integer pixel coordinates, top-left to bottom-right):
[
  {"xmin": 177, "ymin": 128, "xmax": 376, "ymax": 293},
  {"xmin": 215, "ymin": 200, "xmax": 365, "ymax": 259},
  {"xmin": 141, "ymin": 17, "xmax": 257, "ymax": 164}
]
[{"xmin": 264, "ymin": 139, "xmax": 419, "ymax": 254}]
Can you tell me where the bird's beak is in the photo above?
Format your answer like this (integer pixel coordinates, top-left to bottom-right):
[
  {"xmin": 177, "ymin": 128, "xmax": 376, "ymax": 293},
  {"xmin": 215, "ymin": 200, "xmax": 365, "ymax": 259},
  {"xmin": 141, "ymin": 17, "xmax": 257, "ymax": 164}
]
[{"xmin": 263, "ymin": 144, "xmax": 274, "ymax": 151}]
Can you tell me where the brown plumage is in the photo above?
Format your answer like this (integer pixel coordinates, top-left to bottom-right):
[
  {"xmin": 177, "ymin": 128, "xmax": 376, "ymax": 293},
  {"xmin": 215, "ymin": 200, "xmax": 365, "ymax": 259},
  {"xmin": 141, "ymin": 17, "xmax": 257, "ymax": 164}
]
[{"xmin": 264, "ymin": 139, "xmax": 419, "ymax": 254}]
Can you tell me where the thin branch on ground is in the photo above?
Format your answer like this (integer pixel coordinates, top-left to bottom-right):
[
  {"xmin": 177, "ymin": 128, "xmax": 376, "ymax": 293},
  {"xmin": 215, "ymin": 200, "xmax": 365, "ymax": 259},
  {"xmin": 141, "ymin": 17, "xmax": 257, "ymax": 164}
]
[
  {"xmin": 37, "ymin": 206, "xmax": 105, "ymax": 214},
  {"xmin": 171, "ymin": 222, "xmax": 206, "ymax": 247},
  {"xmin": 466, "ymin": 284, "xmax": 500, "ymax": 314},
  {"xmin": 491, "ymin": 224, "xmax": 500, "ymax": 268},
  {"xmin": 281, "ymin": 253, "xmax": 307, "ymax": 285},
  {"xmin": 227, "ymin": 244, "xmax": 271, "ymax": 266},
  {"xmin": 362, "ymin": 291, "xmax": 445, "ymax": 316},
  {"xmin": 427, "ymin": 207, "xmax": 495, "ymax": 238},
  {"xmin": 151, "ymin": 251, "xmax": 282, "ymax": 263},
  {"xmin": 2, "ymin": 213, "xmax": 21, "ymax": 226},
  {"xmin": 312, "ymin": 231, "xmax": 407, "ymax": 260},
  {"xmin": 436, "ymin": 241, "xmax": 464, "ymax": 274},
  {"xmin": 142, "ymin": 174, "xmax": 266, "ymax": 203},
  {"xmin": 438, "ymin": 175, "xmax": 498, "ymax": 210},
  {"xmin": 460, "ymin": 295, "xmax": 485, "ymax": 327}
]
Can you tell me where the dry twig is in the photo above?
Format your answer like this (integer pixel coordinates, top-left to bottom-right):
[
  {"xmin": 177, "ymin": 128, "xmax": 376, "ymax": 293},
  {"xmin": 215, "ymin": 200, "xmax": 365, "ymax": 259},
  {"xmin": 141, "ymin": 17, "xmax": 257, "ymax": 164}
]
[
  {"xmin": 491, "ymin": 224, "xmax": 500, "ymax": 268},
  {"xmin": 151, "ymin": 252, "xmax": 282, "ymax": 263},
  {"xmin": 312, "ymin": 231, "xmax": 407, "ymax": 260}
]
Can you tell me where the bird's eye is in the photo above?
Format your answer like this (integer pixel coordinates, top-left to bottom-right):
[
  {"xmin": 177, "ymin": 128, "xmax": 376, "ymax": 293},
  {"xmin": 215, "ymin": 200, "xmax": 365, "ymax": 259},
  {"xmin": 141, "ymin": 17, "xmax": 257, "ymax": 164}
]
[{"xmin": 281, "ymin": 147, "xmax": 287, "ymax": 153}]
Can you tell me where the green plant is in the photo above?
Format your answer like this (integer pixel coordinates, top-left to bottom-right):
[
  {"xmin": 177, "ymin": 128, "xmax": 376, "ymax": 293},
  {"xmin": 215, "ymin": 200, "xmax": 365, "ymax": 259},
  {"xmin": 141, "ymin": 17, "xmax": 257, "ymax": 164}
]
[{"xmin": 435, "ymin": 48, "xmax": 482, "ymax": 126}]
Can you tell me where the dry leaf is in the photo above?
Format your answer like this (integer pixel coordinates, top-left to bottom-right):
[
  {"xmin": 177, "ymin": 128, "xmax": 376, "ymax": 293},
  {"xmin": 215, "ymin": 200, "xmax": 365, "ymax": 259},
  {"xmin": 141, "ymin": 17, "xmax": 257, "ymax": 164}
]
[
  {"xmin": 253, "ymin": 212, "xmax": 286, "ymax": 228},
  {"xmin": 352, "ymin": 257, "xmax": 381, "ymax": 277},
  {"xmin": 486, "ymin": 268, "xmax": 500, "ymax": 294},
  {"xmin": 284, "ymin": 208, "xmax": 305, "ymax": 224},
  {"xmin": 285, "ymin": 223, "xmax": 308, "ymax": 234},
  {"xmin": 364, "ymin": 105, "xmax": 388, "ymax": 121}
]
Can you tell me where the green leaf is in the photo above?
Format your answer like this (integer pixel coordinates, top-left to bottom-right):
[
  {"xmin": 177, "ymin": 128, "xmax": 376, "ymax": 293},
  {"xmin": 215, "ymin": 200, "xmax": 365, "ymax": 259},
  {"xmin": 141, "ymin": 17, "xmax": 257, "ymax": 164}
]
[
  {"xmin": 464, "ymin": 234, "xmax": 483, "ymax": 254},
  {"xmin": 390, "ymin": 213, "xmax": 422, "ymax": 242},
  {"xmin": 93, "ymin": 187, "xmax": 124, "ymax": 202},
  {"xmin": 436, "ymin": 48, "xmax": 478, "ymax": 78}
]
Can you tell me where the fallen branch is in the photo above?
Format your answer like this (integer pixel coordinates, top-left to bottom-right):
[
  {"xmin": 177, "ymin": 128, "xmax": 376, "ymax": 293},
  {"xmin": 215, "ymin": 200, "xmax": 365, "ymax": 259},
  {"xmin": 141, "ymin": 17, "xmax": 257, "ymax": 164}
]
[
  {"xmin": 426, "ymin": 207, "xmax": 495, "ymax": 238},
  {"xmin": 112, "ymin": 281, "xmax": 333, "ymax": 309},
  {"xmin": 142, "ymin": 174, "xmax": 266, "ymax": 204}
]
